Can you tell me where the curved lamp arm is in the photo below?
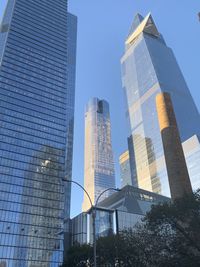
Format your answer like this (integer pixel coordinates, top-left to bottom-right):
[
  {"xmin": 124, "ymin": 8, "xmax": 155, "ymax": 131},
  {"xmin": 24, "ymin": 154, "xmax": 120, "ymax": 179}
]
[
  {"xmin": 65, "ymin": 179, "xmax": 93, "ymax": 209},
  {"xmin": 95, "ymin": 187, "xmax": 121, "ymax": 208}
]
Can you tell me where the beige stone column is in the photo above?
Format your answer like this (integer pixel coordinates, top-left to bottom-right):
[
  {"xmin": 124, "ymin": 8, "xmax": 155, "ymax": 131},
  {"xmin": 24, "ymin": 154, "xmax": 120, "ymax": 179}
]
[{"xmin": 156, "ymin": 92, "xmax": 192, "ymax": 200}]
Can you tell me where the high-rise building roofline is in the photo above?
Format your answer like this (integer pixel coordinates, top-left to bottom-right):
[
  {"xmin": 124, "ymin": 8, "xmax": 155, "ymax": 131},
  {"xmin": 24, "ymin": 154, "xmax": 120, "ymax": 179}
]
[
  {"xmin": 126, "ymin": 13, "xmax": 160, "ymax": 46},
  {"xmin": 82, "ymin": 97, "xmax": 115, "ymax": 211},
  {"xmin": 127, "ymin": 13, "xmax": 144, "ymax": 37},
  {"xmin": 121, "ymin": 9, "xmax": 200, "ymax": 198}
]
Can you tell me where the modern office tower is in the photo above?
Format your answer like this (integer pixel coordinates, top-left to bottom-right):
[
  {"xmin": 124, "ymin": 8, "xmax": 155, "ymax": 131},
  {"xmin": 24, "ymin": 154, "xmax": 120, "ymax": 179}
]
[
  {"xmin": 82, "ymin": 98, "xmax": 116, "ymax": 211},
  {"xmin": 119, "ymin": 150, "xmax": 132, "ymax": 187},
  {"xmin": 0, "ymin": 0, "xmax": 77, "ymax": 266},
  {"xmin": 121, "ymin": 13, "xmax": 200, "ymax": 197}
]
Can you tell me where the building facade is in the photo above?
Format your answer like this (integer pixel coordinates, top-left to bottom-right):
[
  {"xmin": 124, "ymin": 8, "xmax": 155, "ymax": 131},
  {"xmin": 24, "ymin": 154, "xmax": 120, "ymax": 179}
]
[
  {"xmin": 82, "ymin": 98, "xmax": 116, "ymax": 211},
  {"xmin": 121, "ymin": 13, "xmax": 200, "ymax": 196},
  {"xmin": 71, "ymin": 207, "xmax": 115, "ymax": 245},
  {"xmin": 0, "ymin": 262, "xmax": 7, "ymax": 267},
  {"xmin": 72, "ymin": 185, "xmax": 169, "ymax": 245},
  {"xmin": 0, "ymin": 0, "xmax": 77, "ymax": 266},
  {"xmin": 183, "ymin": 135, "xmax": 200, "ymax": 192},
  {"xmin": 127, "ymin": 135, "xmax": 138, "ymax": 187},
  {"xmin": 119, "ymin": 150, "xmax": 132, "ymax": 187}
]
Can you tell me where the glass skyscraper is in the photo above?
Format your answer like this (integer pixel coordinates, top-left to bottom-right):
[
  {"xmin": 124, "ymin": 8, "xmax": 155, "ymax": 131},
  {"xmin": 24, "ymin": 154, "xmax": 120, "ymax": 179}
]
[
  {"xmin": 121, "ymin": 13, "xmax": 200, "ymax": 196},
  {"xmin": 0, "ymin": 0, "xmax": 77, "ymax": 266},
  {"xmin": 82, "ymin": 98, "xmax": 116, "ymax": 211}
]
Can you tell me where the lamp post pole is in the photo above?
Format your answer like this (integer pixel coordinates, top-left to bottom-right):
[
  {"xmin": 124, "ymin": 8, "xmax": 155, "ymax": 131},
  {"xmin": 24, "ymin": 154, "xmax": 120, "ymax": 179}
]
[
  {"xmin": 64, "ymin": 179, "xmax": 93, "ymax": 264},
  {"xmin": 93, "ymin": 187, "xmax": 121, "ymax": 267},
  {"xmin": 65, "ymin": 179, "xmax": 120, "ymax": 267}
]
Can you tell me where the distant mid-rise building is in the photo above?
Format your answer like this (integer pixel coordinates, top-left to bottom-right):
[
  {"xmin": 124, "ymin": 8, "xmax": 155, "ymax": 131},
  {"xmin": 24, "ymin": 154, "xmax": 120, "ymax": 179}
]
[
  {"xmin": 82, "ymin": 98, "xmax": 116, "ymax": 211},
  {"xmin": 121, "ymin": 13, "xmax": 200, "ymax": 196},
  {"xmin": 72, "ymin": 185, "xmax": 169, "ymax": 245},
  {"xmin": 0, "ymin": 0, "xmax": 77, "ymax": 266}
]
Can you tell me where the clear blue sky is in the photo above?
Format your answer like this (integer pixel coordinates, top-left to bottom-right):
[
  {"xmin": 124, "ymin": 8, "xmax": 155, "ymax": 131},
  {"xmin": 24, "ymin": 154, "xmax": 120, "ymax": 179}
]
[
  {"xmin": 0, "ymin": 0, "xmax": 200, "ymax": 217},
  {"xmin": 0, "ymin": 0, "xmax": 7, "ymax": 22}
]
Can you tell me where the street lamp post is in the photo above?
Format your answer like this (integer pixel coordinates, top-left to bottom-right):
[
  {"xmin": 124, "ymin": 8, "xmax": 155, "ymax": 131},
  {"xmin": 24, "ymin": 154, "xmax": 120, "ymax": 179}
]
[
  {"xmin": 92, "ymin": 187, "xmax": 120, "ymax": 267},
  {"xmin": 65, "ymin": 179, "xmax": 120, "ymax": 267}
]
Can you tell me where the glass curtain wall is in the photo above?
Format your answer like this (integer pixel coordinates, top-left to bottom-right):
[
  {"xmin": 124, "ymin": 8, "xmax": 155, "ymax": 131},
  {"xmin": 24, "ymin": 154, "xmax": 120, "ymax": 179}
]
[
  {"xmin": 82, "ymin": 98, "xmax": 116, "ymax": 211},
  {"xmin": 121, "ymin": 14, "xmax": 200, "ymax": 196},
  {"xmin": 0, "ymin": 0, "xmax": 77, "ymax": 266}
]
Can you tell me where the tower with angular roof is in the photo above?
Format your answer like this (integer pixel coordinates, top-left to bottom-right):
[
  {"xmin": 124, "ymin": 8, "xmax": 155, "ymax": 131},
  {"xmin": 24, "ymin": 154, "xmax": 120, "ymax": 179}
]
[{"xmin": 121, "ymin": 13, "xmax": 200, "ymax": 196}]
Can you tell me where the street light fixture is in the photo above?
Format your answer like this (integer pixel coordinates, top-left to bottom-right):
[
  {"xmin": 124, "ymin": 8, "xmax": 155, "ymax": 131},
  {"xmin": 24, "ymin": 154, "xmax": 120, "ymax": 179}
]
[
  {"xmin": 92, "ymin": 187, "xmax": 121, "ymax": 267},
  {"xmin": 64, "ymin": 178, "xmax": 120, "ymax": 267}
]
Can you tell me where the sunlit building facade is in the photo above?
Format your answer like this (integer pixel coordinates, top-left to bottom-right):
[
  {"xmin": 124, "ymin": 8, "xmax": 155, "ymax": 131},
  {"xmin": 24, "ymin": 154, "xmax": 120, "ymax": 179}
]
[
  {"xmin": 119, "ymin": 150, "xmax": 132, "ymax": 187},
  {"xmin": 0, "ymin": 0, "xmax": 77, "ymax": 266},
  {"xmin": 183, "ymin": 135, "xmax": 200, "ymax": 192},
  {"xmin": 121, "ymin": 13, "xmax": 200, "ymax": 196},
  {"xmin": 82, "ymin": 98, "xmax": 116, "ymax": 211}
]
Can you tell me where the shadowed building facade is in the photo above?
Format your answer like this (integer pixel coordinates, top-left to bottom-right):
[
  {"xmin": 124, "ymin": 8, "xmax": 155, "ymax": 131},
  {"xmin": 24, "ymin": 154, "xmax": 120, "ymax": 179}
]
[
  {"xmin": 121, "ymin": 13, "xmax": 200, "ymax": 196},
  {"xmin": 119, "ymin": 136, "xmax": 138, "ymax": 188},
  {"xmin": 0, "ymin": 0, "xmax": 77, "ymax": 266},
  {"xmin": 82, "ymin": 98, "xmax": 116, "ymax": 211},
  {"xmin": 72, "ymin": 185, "xmax": 169, "ymax": 245}
]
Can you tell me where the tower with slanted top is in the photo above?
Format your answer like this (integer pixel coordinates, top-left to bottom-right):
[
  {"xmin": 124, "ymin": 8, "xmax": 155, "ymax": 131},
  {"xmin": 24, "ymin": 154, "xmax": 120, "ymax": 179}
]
[{"xmin": 121, "ymin": 13, "xmax": 200, "ymax": 197}]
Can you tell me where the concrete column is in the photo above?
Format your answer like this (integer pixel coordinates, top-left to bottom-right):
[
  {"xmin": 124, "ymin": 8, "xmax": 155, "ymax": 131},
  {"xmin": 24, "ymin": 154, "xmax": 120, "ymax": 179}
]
[{"xmin": 156, "ymin": 92, "xmax": 192, "ymax": 200}]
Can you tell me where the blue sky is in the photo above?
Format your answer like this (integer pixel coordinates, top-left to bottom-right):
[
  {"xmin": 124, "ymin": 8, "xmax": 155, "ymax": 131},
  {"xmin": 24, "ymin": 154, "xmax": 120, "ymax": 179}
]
[
  {"xmin": 0, "ymin": 0, "xmax": 7, "ymax": 22},
  {"xmin": 0, "ymin": 0, "xmax": 200, "ymax": 217}
]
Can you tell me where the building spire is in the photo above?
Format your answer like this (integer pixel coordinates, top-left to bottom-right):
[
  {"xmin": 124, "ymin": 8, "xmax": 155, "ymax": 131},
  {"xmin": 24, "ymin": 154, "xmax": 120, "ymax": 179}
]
[
  {"xmin": 126, "ymin": 13, "xmax": 160, "ymax": 46},
  {"xmin": 128, "ymin": 13, "xmax": 144, "ymax": 37}
]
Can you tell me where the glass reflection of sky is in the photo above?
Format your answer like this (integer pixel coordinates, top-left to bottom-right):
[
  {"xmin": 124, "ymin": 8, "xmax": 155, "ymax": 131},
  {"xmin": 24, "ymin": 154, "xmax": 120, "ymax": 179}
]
[{"xmin": 0, "ymin": 0, "xmax": 77, "ymax": 266}]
